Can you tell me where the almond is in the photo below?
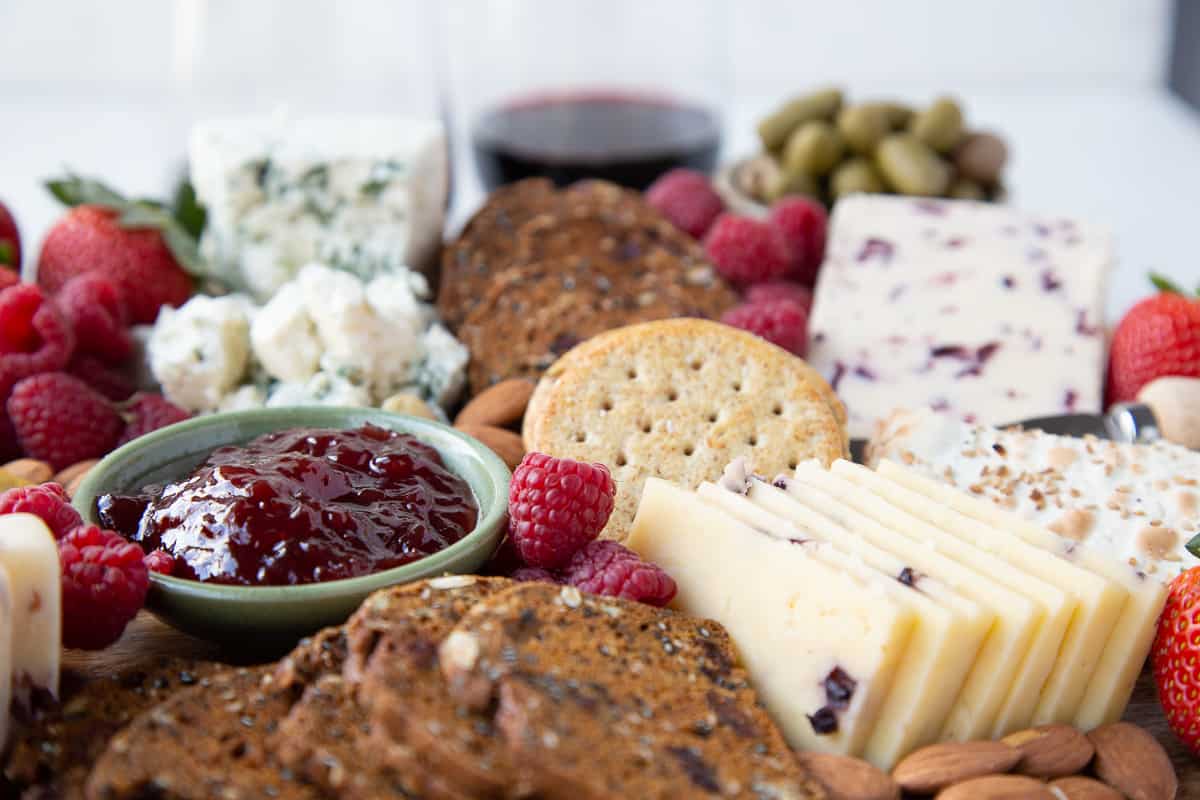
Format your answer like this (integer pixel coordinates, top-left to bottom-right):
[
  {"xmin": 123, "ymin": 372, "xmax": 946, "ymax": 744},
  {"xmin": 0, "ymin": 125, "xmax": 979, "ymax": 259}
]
[
  {"xmin": 1087, "ymin": 722, "xmax": 1177, "ymax": 800},
  {"xmin": 797, "ymin": 752, "xmax": 899, "ymax": 800},
  {"xmin": 455, "ymin": 379, "xmax": 535, "ymax": 429},
  {"xmin": 1048, "ymin": 775, "xmax": 1124, "ymax": 800},
  {"xmin": 893, "ymin": 741, "xmax": 1020, "ymax": 794},
  {"xmin": 1002, "ymin": 723, "xmax": 1093, "ymax": 779},
  {"xmin": 455, "ymin": 423, "xmax": 525, "ymax": 470},
  {"xmin": 936, "ymin": 774, "xmax": 1053, "ymax": 799},
  {"xmin": 3, "ymin": 458, "xmax": 53, "ymax": 485},
  {"xmin": 53, "ymin": 458, "xmax": 100, "ymax": 497}
]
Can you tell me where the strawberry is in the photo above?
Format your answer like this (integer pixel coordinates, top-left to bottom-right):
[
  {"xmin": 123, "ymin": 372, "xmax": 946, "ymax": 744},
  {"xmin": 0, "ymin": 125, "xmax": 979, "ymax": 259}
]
[
  {"xmin": 0, "ymin": 201, "xmax": 19, "ymax": 269},
  {"xmin": 38, "ymin": 175, "xmax": 205, "ymax": 325},
  {"xmin": 1153, "ymin": 563, "xmax": 1200, "ymax": 755},
  {"xmin": 1107, "ymin": 275, "xmax": 1200, "ymax": 404}
]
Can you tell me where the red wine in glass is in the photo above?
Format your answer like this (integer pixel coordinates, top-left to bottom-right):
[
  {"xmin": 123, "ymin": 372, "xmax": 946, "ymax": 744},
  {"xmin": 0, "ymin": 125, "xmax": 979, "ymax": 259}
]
[{"xmin": 472, "ymin": 90, "xmax": 721, "ymax": 191}]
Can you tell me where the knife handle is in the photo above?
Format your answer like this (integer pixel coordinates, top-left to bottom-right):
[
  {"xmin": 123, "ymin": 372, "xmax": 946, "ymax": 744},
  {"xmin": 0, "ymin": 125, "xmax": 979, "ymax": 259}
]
[{"xmin": 1104, "ymin": 403, "xmax": 1161, "ymax": 444}]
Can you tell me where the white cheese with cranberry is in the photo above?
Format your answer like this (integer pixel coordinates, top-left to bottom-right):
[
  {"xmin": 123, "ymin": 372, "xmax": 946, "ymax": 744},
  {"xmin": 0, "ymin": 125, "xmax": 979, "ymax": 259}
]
[
  {"xmin": 807, "ymin": 195, "xmax": 1111, "ymax": 438},
  {"xmin": 190, "ymin": 115, "xmax": 447, "ymax": 298},
  {"xmin": 0, "ymin": 514, "xmax": 61, "ymax": 722}
]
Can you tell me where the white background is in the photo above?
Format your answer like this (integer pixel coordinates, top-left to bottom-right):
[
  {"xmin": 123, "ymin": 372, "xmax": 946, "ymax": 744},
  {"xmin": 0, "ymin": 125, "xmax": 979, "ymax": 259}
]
[{"xmin": 1, "ymin": 0, "xmax": 1198, "ymax": 320}]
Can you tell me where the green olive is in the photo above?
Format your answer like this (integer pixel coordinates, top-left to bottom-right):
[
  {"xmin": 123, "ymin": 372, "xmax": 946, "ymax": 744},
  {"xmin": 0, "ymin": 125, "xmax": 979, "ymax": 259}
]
[
  {"xmin": 830, "ymin": 158, "xmax": 885, "ymax": 199},
  {"xmin": 867, "ymin": 101, "xmax": 915, "ymax": 130},
  {"xmin": 765, "ymin": 163, "xmax": 820, "ymax": 202},
  {"xmin": 909, "ymin": 97, "xmax": 966, "ymax": 153},
  {"xmin": 837, "ymin": 104, "xmax": 891, "ymax": 155},
  {"xmin": 947, "ymin": 177, "xmax": 986, "ymax": 200},
  {"xmin": 875, "ymin": 134, "xmax": 951, "ymax": 196},
  {"xmin": 757, "ymin": 87, "xmax": 843, "ymax": 151},
  {"xmin": 783, "ymin": 121, "xmax": 845, "ymax": 177}
]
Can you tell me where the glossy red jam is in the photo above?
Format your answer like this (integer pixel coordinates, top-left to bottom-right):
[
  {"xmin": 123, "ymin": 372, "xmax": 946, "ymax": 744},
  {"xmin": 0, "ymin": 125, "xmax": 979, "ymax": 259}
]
[{"xmin": 96, "ymin": 424, "xmax": 478, "ymax": 586}]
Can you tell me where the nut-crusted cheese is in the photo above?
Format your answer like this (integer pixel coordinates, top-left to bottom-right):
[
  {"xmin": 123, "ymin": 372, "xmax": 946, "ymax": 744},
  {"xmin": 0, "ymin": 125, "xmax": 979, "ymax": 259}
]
[
  {"xmin": 698, "ymin": 482, "xmax": 988, "ymax": 769},
  {"xmin": 0, "ymin": 514, "xmax": 61, "ymax": 717},
  {"xmin": 190, "ymin": 115, "xmax": 447, "ymax": 298},
  {"xmin": 808, "ymin": 195, "xmax": 1110, "ymax": 438},
  {"xmin": 628, "ymin": 478, "xmax": 915, "ymax": 760},
  {"xmin": 868, "ymin": 407, "xmax": 1200, "ymax": 576}
]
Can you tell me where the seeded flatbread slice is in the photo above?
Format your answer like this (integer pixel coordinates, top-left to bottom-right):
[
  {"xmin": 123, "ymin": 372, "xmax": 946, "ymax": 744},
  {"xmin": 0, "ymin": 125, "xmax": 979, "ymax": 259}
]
[
  {"xmin": 438, "ymin": 178, "xmax": 560, "ymax": 329},
  {"xmin": 438, "ymin": 583, "xmax": 822, "ymax": 800},
  {"xmin": 523, "ymin": 318, "xmax": 847, "ymax": 540}
]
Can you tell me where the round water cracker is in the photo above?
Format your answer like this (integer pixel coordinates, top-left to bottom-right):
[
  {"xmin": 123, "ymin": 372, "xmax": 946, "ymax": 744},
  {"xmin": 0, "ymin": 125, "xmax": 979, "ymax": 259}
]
[
  {"xmin": 523, "ymin": 322, "xmax": 847, "ymax": 449},
  {"xmin": 524, "ymin": 318, "xmax": 848, "ymax": 541}
]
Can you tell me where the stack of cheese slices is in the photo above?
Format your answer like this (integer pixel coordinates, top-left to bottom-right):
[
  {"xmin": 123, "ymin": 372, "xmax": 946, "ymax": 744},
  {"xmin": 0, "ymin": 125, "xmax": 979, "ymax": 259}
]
[
  {"xmin": 0, "ymin": 514, "xmax": 61, "ymax": 749},
  {"xmin": 627, "ymin": 458, "xmax": 1167, "ymax": 770}
]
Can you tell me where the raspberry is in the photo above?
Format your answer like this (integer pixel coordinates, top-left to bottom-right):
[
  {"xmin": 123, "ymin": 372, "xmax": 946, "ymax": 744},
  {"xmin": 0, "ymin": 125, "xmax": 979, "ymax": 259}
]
[
  {"xmin": 117, "ymin": 393, "xmax": 190, "ymax": 446},
  {"xmin": 69, "ymin": 354, "xmax": 136, "ymax": 402},
  {"xmin": 0, "ymin": 285, "xmax": 75, "ymax": 398},
  {"xmin": 54, "ymin": 273, "xmax": 133, "ymax": 364},
  {"xmin": 744, "ymin": 281, "xmax": 813, "ymax": 314},
  {"xmin": 721, "ymin": 298, "xmax": 809, "ymax": 356},
  {"xmin": 144, "ymin": 548, "xmax": 175, "ymax": 575},
  {"xmin": 58, "ymin": 524, "xmax": 149, "ymax": 649},
  {"xmin": 562, "ymin": 541, "xmax": 677, "ymax": 607},
  {"xmin": 645, "ymin": 169, "xmax": 725, "ymax": 239},
  {"xmin": 508, "ymin": 452, "xmax": 615, "ymax": 569},
  {"xmin": 8, "ymin": 373, "xmax": 123, "ymax": 470},
  {"xmin": 0, "ymin": 482, "xmax": 83, "ymax": 539},
  {"xmin": 510, "ymin": 566, "xmax": 561, "ymax": 584},
  {"xmin": 703, "ymin": 214, "xmax": 790, "ymax": 287},
  {"xmin": 767, "ymin": 197, "xmax": 828, "ymax": 286}
]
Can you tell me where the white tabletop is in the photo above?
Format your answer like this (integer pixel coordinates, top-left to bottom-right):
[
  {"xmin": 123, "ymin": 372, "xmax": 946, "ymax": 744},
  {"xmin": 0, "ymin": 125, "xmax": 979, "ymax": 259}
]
[{"xmin": 3, "ymin": 85, "xmax": 1199, "ymax": 324}]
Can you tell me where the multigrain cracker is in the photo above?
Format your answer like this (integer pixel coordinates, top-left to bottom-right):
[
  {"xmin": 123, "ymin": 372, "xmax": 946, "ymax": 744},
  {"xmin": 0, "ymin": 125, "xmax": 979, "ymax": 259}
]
[{"xmin": 524, "ymin": 318, "xmax": 847, "ymax": 540}]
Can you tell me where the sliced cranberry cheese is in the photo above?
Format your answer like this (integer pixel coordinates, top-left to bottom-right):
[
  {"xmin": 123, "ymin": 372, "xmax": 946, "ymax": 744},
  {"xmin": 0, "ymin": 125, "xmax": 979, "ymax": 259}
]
[{"xmin": 807, "ymin": 195, "xmax": 1110, "ymax": 438}]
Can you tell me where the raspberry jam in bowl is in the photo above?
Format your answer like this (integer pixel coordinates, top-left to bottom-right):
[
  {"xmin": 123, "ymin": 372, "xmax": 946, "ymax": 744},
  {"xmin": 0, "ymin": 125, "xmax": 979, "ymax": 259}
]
[{"xmin": 71, "ymin": 408, "xmax": 509, "ymax": 644}]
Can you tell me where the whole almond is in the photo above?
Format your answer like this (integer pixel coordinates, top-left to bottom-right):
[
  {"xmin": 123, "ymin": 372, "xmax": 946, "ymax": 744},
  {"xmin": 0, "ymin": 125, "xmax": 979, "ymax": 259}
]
[
  {"xmin": 1087, "ymin": 722, "xmax": 1177, "ymax": 800},
  {"xmin": 455, "ymin": 423, "xmax": 525, "ymax": 470},
  {"xmin": 53, "ymin": 459, "xmax": 100, "ymax": 497},
  {"xmin": 935, "ymin": 774, "xmax": 1052, "ymax": 799},
  {"xmin": 1048, "ymin": 775, "xmax": 1124, "ymax": 800},
  {"xmin": 455, "ymin": 379, "xmax": 535, "ymax": 429},
  {"xmin": 3, "ymin": 458, "xmax": 53, "ymax": 485},
  {"xmin": 797, "ymin": 752, "xmax": 899, "ymax": 800},
  {"xmin": 893, "ymin": 741, "xmax": 1020, "ymax": 794},
  {"xmin": 1002, "ymin": 723, "xmax": 1093, "ymax": 779}
]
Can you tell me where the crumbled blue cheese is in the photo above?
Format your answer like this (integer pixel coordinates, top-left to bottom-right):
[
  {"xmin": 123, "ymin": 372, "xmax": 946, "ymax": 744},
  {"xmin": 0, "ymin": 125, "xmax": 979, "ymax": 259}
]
[
  {"xmin": 411, "ymin": 324, "xmax": 469, "ymax": 408},
  {"xmin": 190, "ymin": 115, "xmax": 447, "ymax": 299},
  {"xmin": 148, "ymin": 295, "xmax": 255, "ymax": 413},
  {"xmin": 266, "ymin": 372, "xmax": 372, "ymax": 408}
]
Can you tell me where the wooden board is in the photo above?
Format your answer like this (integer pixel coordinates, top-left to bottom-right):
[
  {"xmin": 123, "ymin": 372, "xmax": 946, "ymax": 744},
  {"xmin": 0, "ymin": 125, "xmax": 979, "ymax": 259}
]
[{"xmin": 60, "ymin": 612, "xmax": 1200, "ymax": 794}]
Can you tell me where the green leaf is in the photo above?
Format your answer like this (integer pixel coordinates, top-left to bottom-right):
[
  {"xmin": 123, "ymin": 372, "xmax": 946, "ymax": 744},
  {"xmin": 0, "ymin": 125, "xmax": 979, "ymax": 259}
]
[
  {"xmin": 1150, "ymin": 272, "xmax": 1185, "ymax": 294},
  {"xmin": 45, "ymin": 173, "xmax": 127, "ymax": 208},
  {"xmin": 0, "ymin": 242, "xmax": 12, "ymax": 266},
  {"xmin": 1188, "ymin": 533, "xmax": 1200, "ymax": 560},
  {"xmin": 172, "ymin": 180, "xmax": 207, "ymax": 240}
]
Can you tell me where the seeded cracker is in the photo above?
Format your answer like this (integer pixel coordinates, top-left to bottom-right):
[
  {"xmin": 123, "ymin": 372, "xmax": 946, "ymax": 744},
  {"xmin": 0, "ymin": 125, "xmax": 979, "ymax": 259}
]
[
  {"xmin": 437, "ymin": 582, "xmax": 825, "ymax": 799},
  {"xmin": 524, "ymin": 318, "xmax": 847, "ymax": 541}
]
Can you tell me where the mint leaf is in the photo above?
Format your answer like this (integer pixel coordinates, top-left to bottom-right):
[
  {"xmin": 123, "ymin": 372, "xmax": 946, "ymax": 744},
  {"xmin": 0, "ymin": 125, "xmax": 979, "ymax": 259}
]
[
  {"xmin": 1150, "ymin": 273, "xmax": 1184, "ymax": 294},
  {"xmin": 46, "ymin": 173, "xmax": 127, "ymax": 208},
  {"xmin": 173, "ymin": 180, "xmax": 206, "ymax": 240},
  {"xmin": 1188, "ymin": 533, "xmax": 1200, "ymax": 560},
  {"xmin": 0, "ymin": 242, "xmax": 12, "ymax": 266}
]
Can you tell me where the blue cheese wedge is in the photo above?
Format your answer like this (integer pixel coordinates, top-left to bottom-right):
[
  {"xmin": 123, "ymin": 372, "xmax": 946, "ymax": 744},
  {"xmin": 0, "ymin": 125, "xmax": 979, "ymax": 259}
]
[
  {"xmin": 190, "ymin": 115, "xmax": 447, "ymax": 298},
  {"xmin": 628, "ymin": 478, "xmax": 915, "ymax": 759},
  {"xmin": 698, "ymin": 482, "xmax": 989, "ymax": 769}
]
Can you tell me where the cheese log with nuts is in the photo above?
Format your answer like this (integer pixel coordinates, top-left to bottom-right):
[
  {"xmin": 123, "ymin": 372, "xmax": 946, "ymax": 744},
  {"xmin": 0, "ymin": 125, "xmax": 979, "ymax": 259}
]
[
  {"xmin": 875, "ymin": 458, "xmax": 1167, "ymax": 729},
  {"xmin": 698, "ymin": 482, "xmax": 988, "ymax": 768},
  {"xmin": 830, "ymin": 460, "xmax": 1125, "ymax": 727},
  {"xmin": 0, "ymin": 513, "xmax": 61, "ymax": 711},
  {"xmin": 627, "ymin": 478, "xmax": 915, "ymax": 758},
  {"xmin": 807, "ymin": 195, "xmax": 1110, "ymax": 437}
]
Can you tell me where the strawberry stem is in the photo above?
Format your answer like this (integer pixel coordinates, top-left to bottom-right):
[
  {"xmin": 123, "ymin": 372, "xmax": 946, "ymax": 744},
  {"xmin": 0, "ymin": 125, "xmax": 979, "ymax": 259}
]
[
  {"xmin": 1188, "ymin": 533, "xmax": 1200, "ymax": 560},
  {"xmin": 0, "ymin": 242, "xmax": 12, "ymax": 266},
  {"xmin": 1150, "ymin": 273, "xmax": 1184, "ymax": 294}
]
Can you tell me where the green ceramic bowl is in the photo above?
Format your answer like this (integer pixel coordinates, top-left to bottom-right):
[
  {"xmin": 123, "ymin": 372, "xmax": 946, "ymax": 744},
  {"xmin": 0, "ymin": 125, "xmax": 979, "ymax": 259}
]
[{"xmin": 72, "ymin": 406, "xmax": 510, "ymax": 645}]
